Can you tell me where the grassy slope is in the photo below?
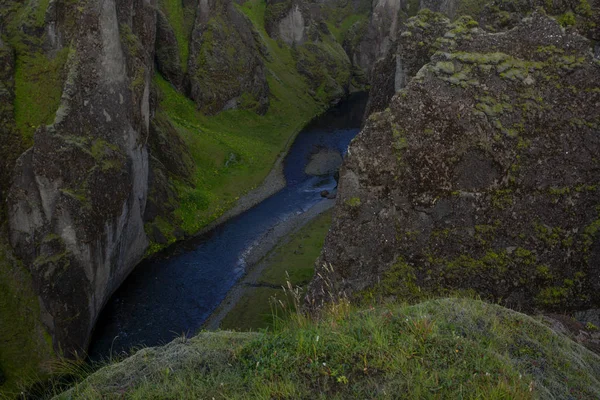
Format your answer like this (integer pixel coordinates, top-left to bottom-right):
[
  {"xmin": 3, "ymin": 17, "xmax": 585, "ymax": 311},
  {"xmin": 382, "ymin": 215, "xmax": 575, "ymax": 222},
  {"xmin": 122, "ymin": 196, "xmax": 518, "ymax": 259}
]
[
  {"xmin": 220, "ymin": 210, "xmax": 333, "ymax": 331},
  {"xmin": 0, "ymin": 230, "xmax": 54, "ymax": 397},
  {"xmin": 1, "ymin": 0, "xmax": 69, "ymax": 147},
  {"xmin": 57, "ymin": 298, "xmax": 600, "ymax": 399},
  {"xmin": 152, "ymin": 0, "xmax": 328, "ymax": 247}
]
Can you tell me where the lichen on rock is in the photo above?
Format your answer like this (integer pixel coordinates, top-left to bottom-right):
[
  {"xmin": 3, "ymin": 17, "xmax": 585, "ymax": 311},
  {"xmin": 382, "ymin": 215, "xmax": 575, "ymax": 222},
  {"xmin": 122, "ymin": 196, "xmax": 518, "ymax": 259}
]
[{"xmin": 311, "ymin": 12, "xmax": 600, "ymax": 313}]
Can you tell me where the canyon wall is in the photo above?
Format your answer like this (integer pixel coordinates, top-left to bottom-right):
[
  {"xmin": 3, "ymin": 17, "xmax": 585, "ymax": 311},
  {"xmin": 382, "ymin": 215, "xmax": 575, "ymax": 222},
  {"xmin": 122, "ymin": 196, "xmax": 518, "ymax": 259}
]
[{"xmin": 311, "ymin": 11, "xmax": 600, "ymax": 313}]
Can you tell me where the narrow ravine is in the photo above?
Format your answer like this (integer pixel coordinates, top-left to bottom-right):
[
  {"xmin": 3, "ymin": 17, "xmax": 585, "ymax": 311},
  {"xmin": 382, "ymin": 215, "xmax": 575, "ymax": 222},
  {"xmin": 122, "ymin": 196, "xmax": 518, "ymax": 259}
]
[{"xmin": 88, "ymin": 94, "xmax": 367, "ymax": 359}]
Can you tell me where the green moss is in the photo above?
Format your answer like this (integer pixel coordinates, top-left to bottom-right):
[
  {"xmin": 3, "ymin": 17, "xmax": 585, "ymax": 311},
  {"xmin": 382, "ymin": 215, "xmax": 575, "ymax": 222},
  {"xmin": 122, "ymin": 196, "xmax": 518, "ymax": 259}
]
[
  {"xmin": 434, "ymin": 61, "xmax": 455, "ymax": 74},
  {"xmin": 13, "ymin": 48, "xmax": 69, "ymax": 146},
  {"xmin": 491, "ymin": 189, "xmax": 513, "ymax": 209},
  {"xmin": 380, "ymin": 258, "xmax": 421, "ymax": 300},
  {"xmin": 576, "ymin": 0, "xmax": 593, "ymax": 17},
  {"xmin": 557, "ymin": 11, "xmax": 577, "ymax": 27},
  {"xmin": 345, "ymin": 197, "xmax": 361, "ymax": 207}
]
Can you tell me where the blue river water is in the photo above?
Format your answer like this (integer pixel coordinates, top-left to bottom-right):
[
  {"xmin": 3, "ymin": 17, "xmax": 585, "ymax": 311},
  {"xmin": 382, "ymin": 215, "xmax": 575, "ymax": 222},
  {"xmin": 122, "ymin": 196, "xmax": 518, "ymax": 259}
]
[{"xmin": 88, "ymin": 93, "xmax": 367, "ymax": 359}]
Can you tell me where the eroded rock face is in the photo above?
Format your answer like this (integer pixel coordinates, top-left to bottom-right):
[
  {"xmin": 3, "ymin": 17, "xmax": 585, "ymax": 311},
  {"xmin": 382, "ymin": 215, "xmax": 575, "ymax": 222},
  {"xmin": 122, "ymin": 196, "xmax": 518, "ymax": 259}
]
[
  {"xmin": 352, "ymin": 0, "xmax": 406, "ymax": 76},
  {"xmin": 364, "ymin": 0, "xmax": 600, "ymax": 118},
  {"xmin": 365, "ymin": 10, "xmax": 451, "ymax": 116},
  {"xmin": 279, "ymin": 5, "xmax": 306, "ymax": 45},
  {"xmin": 187, "ymin": 0, "xmax": 269, "ymax": 115},
  {"xmin": 7, "ymin": 0, "xmax": 156, "ymax": 355},
  {"xmin": 310, "ymin": 13, "xmax": 600, "ymax": 313}
]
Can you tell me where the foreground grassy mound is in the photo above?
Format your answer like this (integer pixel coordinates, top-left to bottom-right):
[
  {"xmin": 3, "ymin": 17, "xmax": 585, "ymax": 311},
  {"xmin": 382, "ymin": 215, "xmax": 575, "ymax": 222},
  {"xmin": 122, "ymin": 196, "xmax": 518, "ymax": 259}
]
[{"xmin": 56, "ymin": 298, "xmax": 600, "ymax": 399}]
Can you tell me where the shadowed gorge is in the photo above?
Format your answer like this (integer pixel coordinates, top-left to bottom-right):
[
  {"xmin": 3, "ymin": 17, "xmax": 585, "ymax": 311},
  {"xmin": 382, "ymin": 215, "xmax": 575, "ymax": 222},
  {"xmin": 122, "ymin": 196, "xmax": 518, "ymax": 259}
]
[{"xmin": 0, "ymin": 0, "xmax": 599, "ymax": 397}]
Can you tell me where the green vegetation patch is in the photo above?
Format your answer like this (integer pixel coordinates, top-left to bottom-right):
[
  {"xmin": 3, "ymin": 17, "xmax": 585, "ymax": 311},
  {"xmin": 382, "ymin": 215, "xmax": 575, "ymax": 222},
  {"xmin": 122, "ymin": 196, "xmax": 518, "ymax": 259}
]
[
  {"xmin": 13, "ymin": 47, "xmax": 69, "ymax": 146},
  {"xmin": 220, "ymin": 210, "xmax": 332, "ymax": 331},
  {"xmin": 0, "ymin": 230, "xmax": 54, "ymax": 396},
  {"xmin": 56, "ymin": 298, "xmax": 600, "ymax": 398},
  {"xmin": 220, "ymin": 287, "xmax": 284, "ymax": 332},
  {"xmin": 326, "ymin": 13, "xmax": 369, "ymax": 44},
  {"xmin": 1, "ymin": 1, "xmax": 70, "ymax": 146}
]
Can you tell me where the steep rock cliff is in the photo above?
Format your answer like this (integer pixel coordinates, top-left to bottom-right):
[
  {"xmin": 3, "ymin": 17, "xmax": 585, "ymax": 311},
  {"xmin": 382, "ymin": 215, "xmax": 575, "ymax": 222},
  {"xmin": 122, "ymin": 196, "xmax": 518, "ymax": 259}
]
[
  {"xmin": 6, "ymin": 0, "xmax": 156, "ymax": 356},
  {"xmin": 311, "ymin": 13, "xmax": 600, "ymax": 313}
]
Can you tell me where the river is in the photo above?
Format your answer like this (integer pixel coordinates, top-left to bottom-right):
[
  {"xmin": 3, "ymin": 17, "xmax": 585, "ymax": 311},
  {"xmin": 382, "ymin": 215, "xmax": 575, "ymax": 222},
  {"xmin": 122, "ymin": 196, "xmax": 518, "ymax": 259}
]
[{"xmin": 88, "ymin": 93, "xmax": 367, "ymax": 359}]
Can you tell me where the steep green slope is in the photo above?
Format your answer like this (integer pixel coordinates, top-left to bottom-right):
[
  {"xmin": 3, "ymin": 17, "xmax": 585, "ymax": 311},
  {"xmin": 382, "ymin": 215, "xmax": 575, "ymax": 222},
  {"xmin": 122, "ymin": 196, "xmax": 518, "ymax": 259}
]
[
  {"xmin": 56, "ymin": 298, "xmax": 600, "ymax": 399},
  {"xmin": 0, "ymin": 228, "xmax": 54, "ymax": 396}
]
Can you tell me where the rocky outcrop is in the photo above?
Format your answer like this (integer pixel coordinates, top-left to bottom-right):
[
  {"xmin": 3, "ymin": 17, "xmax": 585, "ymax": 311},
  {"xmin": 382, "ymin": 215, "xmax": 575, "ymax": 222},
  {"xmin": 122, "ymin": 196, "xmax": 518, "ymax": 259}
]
[
  {"xmin": 365, "ymin": 9, "xmax": 451, "ymax": 116},
  {"xmin": 311, "ymin": 13, "xmax": 600, "ymax": 312},
  {"xmin": 187, "ymin": 0, "xmax": 270, "ymax": 115},
  {"xmin": 155, "ymin": 10, "xmax": 184, "ymax": 90},
  {"xmin": 7, "ymin": 0, "xmax": 156, "ymax": 355},
  {"xmin": 364, "ymin": 0, "xmax": 600, "ymax": 117}
]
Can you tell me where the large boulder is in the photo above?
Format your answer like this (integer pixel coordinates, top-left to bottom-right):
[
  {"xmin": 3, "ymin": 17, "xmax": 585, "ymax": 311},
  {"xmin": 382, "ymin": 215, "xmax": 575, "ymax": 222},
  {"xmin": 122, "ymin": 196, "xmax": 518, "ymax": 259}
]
[
  {"xmin": 187, "ymin": 0, "xmax": 270, "ymax": 115},
  {"xmin": 310, "ymin": 13, "xmax": 600, "ymax": 313}
]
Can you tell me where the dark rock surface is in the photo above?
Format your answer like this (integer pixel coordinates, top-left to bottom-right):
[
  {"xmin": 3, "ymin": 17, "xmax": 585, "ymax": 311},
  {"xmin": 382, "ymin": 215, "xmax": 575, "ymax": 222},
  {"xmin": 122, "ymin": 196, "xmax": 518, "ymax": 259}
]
[
  {"xmin": 7, "ymin": 0, "xmax": 156, "ymax": 355},
  {"xmin": 364, "ymin": 0, "xmax": 600, "ymax": 118},
  {"xmin": 305, "ymin": 149, "xmax": 343, "ymax": 176},
  {"xmin": 0, "ymin": 38, "xmax": 23, "ymax": 203},
  {"xmin": 155, "ymin": 10, "xmax": 184, "ymax": 89},
  {"xmin": 187, "ymin": 0, "xmax": 270, "ymax": 115},
  {"xmin": 310, "ymin": 13, "xmax": 600, "ymax": 313}
]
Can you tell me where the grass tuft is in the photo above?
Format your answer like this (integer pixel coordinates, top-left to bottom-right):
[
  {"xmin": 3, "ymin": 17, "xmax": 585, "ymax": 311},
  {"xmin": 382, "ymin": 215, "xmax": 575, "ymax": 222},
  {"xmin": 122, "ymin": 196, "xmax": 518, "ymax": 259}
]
[{"xmin": 54, "ymin": 298, "xmax": 600, "ymax": 399}]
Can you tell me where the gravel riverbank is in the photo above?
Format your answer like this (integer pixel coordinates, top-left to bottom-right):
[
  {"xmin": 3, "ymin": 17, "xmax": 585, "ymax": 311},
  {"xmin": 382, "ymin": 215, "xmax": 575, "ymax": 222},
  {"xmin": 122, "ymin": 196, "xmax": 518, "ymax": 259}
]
[{"xmin": 203, "ymin": 199, "xmax": 335, "ymax": 330}]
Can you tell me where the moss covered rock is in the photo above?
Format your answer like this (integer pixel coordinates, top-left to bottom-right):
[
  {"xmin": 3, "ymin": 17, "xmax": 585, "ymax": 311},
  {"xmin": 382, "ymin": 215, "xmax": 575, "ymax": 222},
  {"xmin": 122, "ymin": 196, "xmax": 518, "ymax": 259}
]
[
  {"xmin": 6, "ymin": 0, "xmax": 157, "ymax": 357},
  {"xmin": 311, "ymin": 13, "xmax": 600, "ymax": 313},
  {"xmin": 187, "ymin": 0, "xmax": 270, "ymax": 115}
]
